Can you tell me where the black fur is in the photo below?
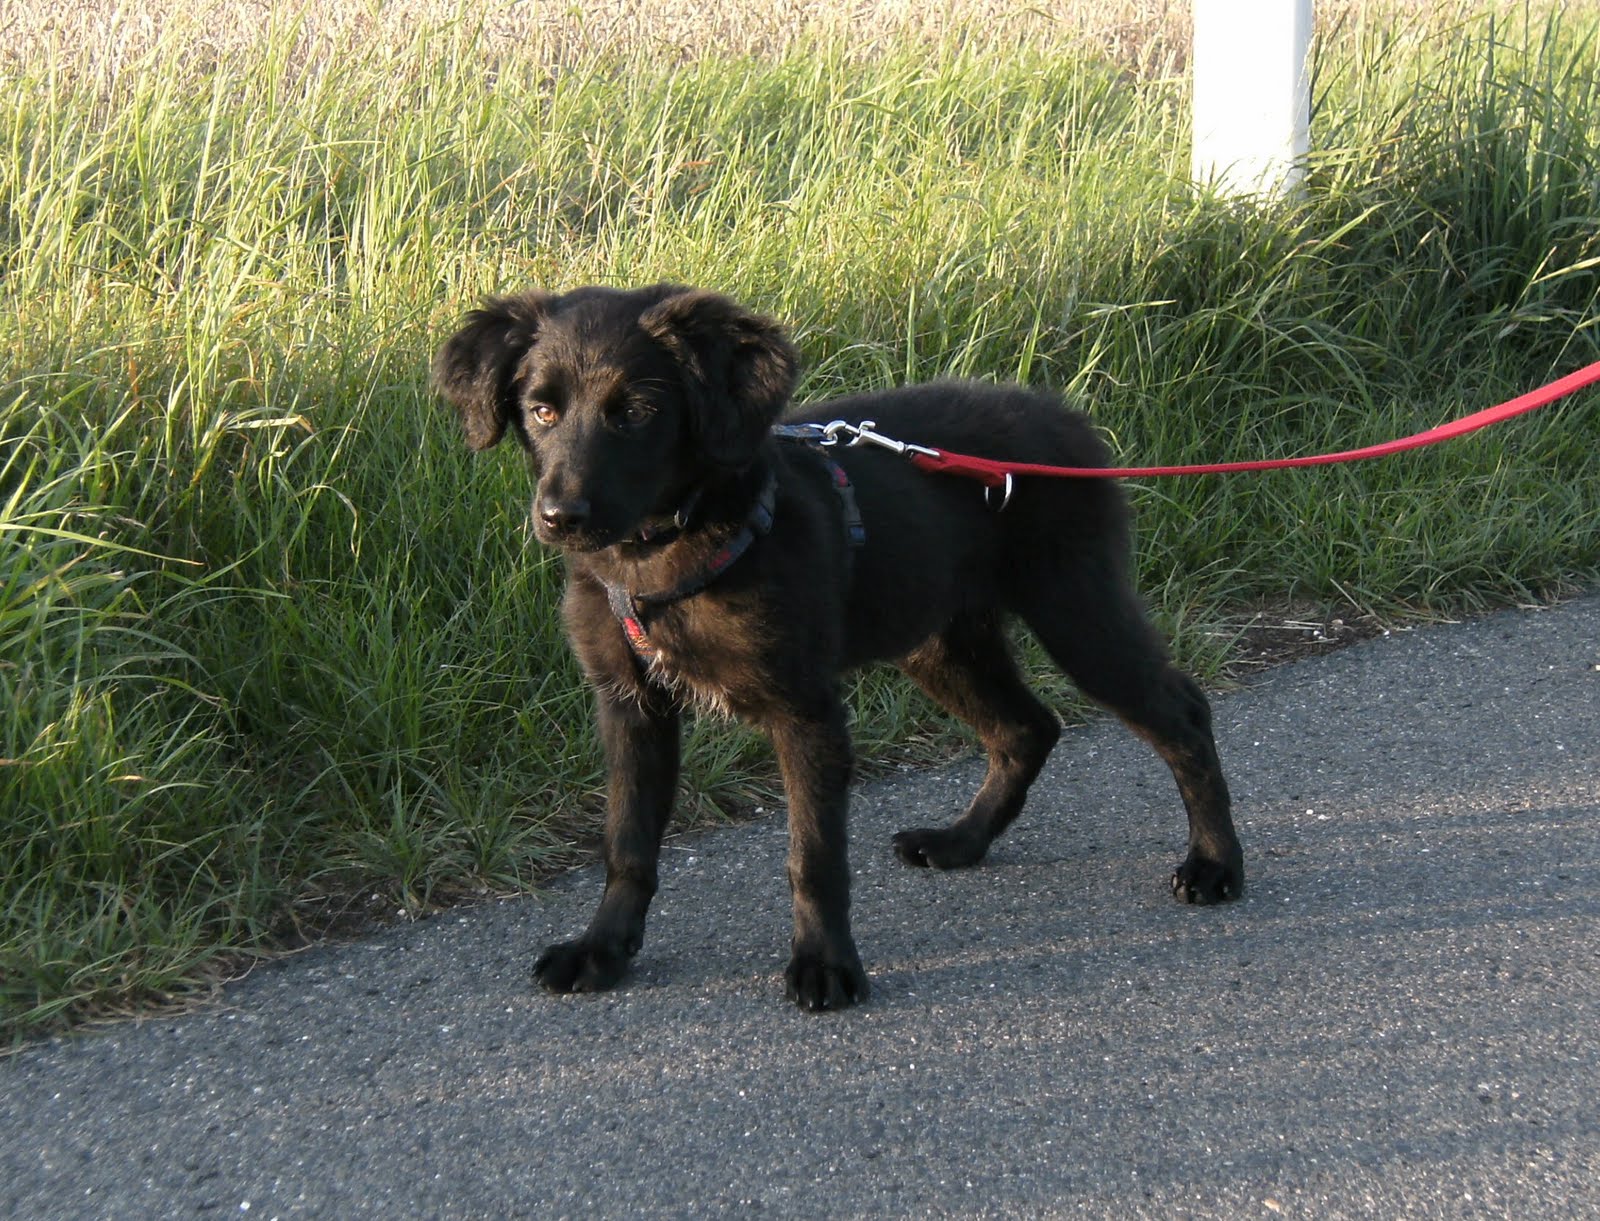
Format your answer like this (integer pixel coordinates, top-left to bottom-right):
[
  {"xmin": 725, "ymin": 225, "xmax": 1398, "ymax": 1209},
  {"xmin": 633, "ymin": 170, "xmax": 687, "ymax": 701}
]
[{"xmin": 432, "ymin": 283, "xmax": 1243, "ymax": 1011}]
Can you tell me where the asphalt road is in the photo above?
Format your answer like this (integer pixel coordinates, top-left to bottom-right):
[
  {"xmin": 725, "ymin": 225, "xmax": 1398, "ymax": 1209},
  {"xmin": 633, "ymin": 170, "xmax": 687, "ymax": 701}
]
[{"xmin": 4, "ymin": 595, "xmax": 1599, "ymax": 1219}]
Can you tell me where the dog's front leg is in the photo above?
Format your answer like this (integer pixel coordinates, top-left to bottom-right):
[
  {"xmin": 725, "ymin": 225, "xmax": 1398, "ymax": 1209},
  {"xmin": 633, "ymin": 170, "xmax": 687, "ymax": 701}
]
[
  {"xmin": 768, "ymin": 697, "xmax": 870, "ymax": 1011},
  {"xmin": 534, "ymin": 687, "xmax": 680, "ymax": 994}
]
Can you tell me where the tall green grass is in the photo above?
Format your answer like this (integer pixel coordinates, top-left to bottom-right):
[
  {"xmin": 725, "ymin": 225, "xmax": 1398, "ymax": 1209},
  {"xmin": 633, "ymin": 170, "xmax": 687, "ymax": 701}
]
[{"xmin": 3, "ymin": 4, "xmax": 1598, "ymax": 1041}]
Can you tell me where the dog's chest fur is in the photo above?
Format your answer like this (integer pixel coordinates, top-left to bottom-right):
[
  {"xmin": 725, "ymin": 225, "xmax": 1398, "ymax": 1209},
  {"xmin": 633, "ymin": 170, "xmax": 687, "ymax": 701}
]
[
  {"xmin": 639, "ymin": 649, "xmax": 736, "ymax": 719},
  {"xmin": 574, "ymin": 576, "xmax": 778, "ymax": 722}
]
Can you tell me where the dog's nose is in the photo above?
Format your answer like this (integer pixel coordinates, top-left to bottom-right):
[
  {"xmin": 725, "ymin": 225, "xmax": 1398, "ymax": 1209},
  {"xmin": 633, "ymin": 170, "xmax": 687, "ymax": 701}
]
[{"xmin": 537, "ymin": 496, "xmax": 591, "ymax": 535}]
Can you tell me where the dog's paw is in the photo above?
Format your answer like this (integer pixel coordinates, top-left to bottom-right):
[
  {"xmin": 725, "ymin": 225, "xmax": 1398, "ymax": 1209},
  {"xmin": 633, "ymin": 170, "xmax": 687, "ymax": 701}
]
[
  {"xmin": 784, "ymin": 949, "xmax": 869, "ymax": 1012},
  {"xmin": 892, "ymin": 826, "xmax": 988, "ymax": 870},
  {"xmin": 533, "ymin": 938, "xmax": 630, "ymax": 994},
  {"xmin": 1171, "ymin": 852, "xmax": 1245, "ymax": 905}
]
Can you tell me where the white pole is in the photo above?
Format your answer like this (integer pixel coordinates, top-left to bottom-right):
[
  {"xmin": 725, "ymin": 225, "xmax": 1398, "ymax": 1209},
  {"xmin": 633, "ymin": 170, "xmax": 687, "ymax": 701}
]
[{"xmin": 1191, "ymin": 0, "xmax": 1314, "ymax": 197}]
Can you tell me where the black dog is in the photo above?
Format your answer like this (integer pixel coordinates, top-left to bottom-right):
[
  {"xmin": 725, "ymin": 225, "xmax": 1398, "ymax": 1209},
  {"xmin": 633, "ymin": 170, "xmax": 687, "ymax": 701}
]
[{"xmin": 432, "ymin": 284, "xmax": 1242, "ymax": 1011}]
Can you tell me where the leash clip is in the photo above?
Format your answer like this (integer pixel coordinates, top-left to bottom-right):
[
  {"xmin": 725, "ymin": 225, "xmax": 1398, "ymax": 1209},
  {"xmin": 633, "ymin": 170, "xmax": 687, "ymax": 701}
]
[{"xmin": 823, "ymin": 419, "xmax": 940, "ymax": 458}]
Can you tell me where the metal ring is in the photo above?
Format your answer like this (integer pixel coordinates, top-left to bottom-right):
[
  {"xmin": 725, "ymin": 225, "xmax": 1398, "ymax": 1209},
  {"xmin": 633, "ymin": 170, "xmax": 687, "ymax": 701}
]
[
  {"xmin": 983, "ymin": 473, "xmax": 1014, "ymax": 512},
  {"xmin": 820, "ymin": 420, "xmax": 854, "ymax": 446}
]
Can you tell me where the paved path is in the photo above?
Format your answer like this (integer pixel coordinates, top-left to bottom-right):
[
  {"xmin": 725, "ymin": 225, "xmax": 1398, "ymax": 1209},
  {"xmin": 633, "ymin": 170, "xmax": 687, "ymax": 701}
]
[{"xmin": 5, "ymin": 596, "xmax": 1599, "ymax": 1219}]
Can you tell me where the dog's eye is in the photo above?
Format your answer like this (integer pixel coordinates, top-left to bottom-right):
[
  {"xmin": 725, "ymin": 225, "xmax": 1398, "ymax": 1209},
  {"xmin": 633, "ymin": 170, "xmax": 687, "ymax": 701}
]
[
  {"xmin": 529, "ymin": 402, "xmax": 561, "ymax": 428},
  {"xmin": 618, "ymin": 401, "xmax": 656, "ymax": 429}
]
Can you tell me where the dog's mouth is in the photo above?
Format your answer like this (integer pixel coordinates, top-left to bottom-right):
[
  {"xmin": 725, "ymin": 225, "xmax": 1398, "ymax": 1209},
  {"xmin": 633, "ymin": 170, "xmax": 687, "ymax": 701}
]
[
  {"xmin": 532, "ymin": 489, "xmax": 690, "ymax": 554},
  {"xmin": 533, "ymin": 506, "xmax": 663, "ymax": 554},
  {"xmin": 532, "ymin": 520, "xmax": 621, "ymax": 553}
]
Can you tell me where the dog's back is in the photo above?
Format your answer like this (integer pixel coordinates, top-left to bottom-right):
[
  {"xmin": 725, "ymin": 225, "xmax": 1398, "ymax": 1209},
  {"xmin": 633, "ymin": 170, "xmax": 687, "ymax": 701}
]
[{"xmin": 782, "ymin": 383, "xmax": 1132, "ymax": 664}]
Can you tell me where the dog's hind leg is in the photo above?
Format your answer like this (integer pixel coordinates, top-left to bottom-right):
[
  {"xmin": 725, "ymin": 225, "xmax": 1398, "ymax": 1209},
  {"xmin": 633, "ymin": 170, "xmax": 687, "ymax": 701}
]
[
  {"xmin": 1011, "ymin": 554, "xmax": 1244, "ymax": 904},
  {"xmin": 891, "ymin": 614, "xmax": 1062, "ymax": 869}
]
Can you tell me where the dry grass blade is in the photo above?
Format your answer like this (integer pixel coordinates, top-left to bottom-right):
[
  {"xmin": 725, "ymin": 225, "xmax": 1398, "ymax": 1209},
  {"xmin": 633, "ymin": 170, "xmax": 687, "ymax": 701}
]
[{"xmin": 9, "ymin": 0, "xmax": 1576, "ymax": 83}]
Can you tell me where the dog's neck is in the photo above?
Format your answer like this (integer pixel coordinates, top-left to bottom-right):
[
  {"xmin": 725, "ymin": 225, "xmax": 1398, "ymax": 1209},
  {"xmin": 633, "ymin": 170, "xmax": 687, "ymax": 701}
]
[
  {"xmin": 585, "ymin": 460, "xmax": 773, "ymax": 586},
  {"xmin": 631, "ymin": 486, "xmax": 706, "ymax": 546},
  {"xmin": 574, "ymin": 463, "xmax": 776, "ymax": 664}
]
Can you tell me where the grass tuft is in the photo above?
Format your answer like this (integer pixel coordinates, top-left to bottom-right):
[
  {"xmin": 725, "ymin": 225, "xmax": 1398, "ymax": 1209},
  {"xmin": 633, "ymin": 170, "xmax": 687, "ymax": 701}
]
[{"xmin": 3, "ymin": 0, "xmax": 1598, "ymax": 1042}]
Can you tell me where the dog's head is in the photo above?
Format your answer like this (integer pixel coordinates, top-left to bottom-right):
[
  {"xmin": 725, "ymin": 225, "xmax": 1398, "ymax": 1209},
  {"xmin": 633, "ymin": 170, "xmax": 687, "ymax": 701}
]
[{"xmin": 432, "ymin": 284, "xmax": 798, "ymax": 551}]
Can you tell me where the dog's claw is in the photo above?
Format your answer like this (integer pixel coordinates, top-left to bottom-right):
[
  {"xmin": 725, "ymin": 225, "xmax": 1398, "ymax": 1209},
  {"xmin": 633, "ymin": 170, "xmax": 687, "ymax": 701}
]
[
  {"xmin": 892, "ymin": 827, "xmax": 988, "ymax": 870},
  {"xmin": 1171, "ymin": 854, "xmax": 1245, "ymax": 905},
  {"xmin": 784, "ymin": 951, "xmax": 869, "ymax": 1012},
  {"xmin": 533, "ymin": 939, "xmax": 630, "ymax": 994}
]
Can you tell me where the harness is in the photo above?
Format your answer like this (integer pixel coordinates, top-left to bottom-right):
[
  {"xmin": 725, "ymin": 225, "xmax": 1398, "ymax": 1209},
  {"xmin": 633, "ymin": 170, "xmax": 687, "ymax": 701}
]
[{"xmin": 602, "ymin": 439, "xmax": 863, "ymax": 660}]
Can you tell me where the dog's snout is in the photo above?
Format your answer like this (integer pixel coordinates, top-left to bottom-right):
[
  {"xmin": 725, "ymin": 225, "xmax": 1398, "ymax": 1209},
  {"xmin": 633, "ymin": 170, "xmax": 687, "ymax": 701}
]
[{"xmin": 537, "ymin": 495, "xmax": 591, "ymax": 535}]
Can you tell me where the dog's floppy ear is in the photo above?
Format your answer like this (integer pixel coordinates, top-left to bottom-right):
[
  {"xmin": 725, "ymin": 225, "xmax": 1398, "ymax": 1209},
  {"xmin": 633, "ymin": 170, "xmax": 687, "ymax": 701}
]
[
  {"xmin": 431, "ymin": 292, "xmax": 552, "ymax": 450},
  {"xmin": 639, "ymin": 288, "xmax": 799, "ymax": 467}
]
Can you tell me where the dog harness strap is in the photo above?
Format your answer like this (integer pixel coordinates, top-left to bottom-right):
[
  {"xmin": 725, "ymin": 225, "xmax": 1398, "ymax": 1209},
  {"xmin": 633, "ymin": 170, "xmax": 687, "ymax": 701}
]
[
  {"xmin": 603, "ymin": 447, "xmax": 861, "ymax": 661},
  {"xmin": 818, "ymin": 455, "xmax": 866, "ymax": 549},
  {"xmin": 770, "ymin": 428, "xmax": 866, "ymax": 551},
  {"xmin": 604, "ymin": 581, "xmax": 656, "ymax": 658},
  {"xmin": 605, "ymin": 470, "xmax": 778, "ymax": 657}
]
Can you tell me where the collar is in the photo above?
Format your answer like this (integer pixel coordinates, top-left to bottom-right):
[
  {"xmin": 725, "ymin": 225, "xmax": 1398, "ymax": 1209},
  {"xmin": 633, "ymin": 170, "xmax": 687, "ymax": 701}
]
[
  {"xmin": 632, "ymin": 486, "xmax": 705, "ymax": 545},
  {"xmin": 603, "ymin": 469, "xmax": 777, "ymax": 658},
  {"xmin": 602, "ymin": 440, "xmax": 866, "ymax": 661}
]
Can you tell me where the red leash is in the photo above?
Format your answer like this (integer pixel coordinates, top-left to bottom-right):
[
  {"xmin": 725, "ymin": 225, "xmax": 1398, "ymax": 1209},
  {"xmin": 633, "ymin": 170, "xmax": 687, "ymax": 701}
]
[{"xmin": 900, "ymin": 358, "xmax": 1600, "ymax": 484}]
